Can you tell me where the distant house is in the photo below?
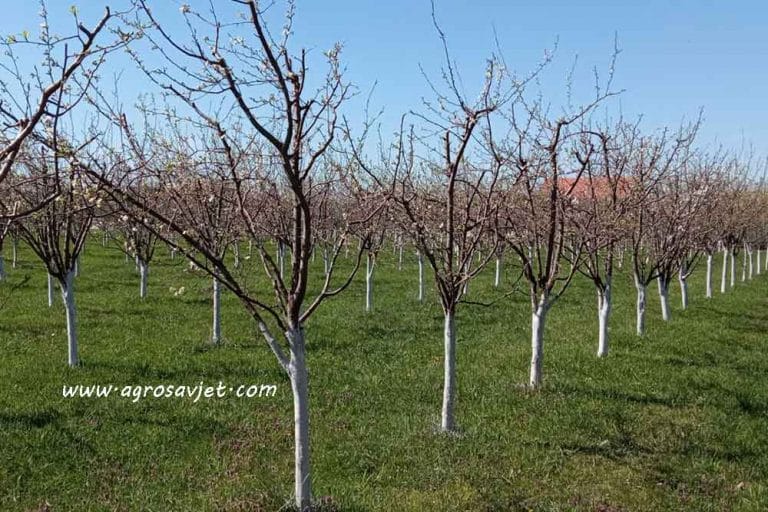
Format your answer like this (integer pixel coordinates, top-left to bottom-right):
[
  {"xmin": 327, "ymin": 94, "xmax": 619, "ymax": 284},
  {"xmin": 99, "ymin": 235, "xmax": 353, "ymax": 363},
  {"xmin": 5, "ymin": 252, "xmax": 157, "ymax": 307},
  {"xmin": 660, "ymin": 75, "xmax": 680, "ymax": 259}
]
[{"xmin": 544, "ymin": 176, "xmax": 634, "ymax": 200}]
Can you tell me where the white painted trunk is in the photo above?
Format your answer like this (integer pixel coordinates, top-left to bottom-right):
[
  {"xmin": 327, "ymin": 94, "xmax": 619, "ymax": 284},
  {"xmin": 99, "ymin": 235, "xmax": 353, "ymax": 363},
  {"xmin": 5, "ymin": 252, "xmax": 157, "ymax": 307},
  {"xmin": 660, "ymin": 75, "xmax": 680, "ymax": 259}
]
[
  {"xmin": 74, "ymin": 257, "xmax": 80, "ymax": 277},
  {"xmin": 741, "ymin": 248, "xmax": 747, "ymax": 282},
  {"xmin": 705, "ymin": 253, "xmax": 713, "ymax": 298},
  {"xmin": 658, "ymin": 276, "xmax": 671, "ymax": 321},
  {"xmin": 139, "ymin": 260, "xmax": 148, "ymax": 299},
  {"xmin": 757, "ymin": 248, "xmax": 762, "ymax": 275},
  {"xmin": 61, "ymin": 270, "xmax": 79, "ymax": 367},
  {"xmin": 322, "ymin": 248, "xmax": 329, "ymax": 277},
  {"xmin": 462, "ymin": 280, "xmax": 469, "ymax": 296},
  {"xmin": 597, "ymin": 281, "xmax": 611, "ymax": 358},
  {"xmin": 417, "ymin": 250, "xmax": 424, "ymax": 302},
  {"xmin": 721, "ymin": 247, "xmax": 728, "ymax": 293},
  {"xmin": 0, "ymin": 255, "xmax": 5, "ymax": 281},
  {"xmin": 47, "ymin": 273, "xmax": 55, "ymax": 307},
  {"xmin": 530, "ymin": 297, "xmax": 549, "ymax": 389},
  {"xmin": 441, "ymin": 309, "xmax": 457, "ymax": 431},
  {"xmin": 678, "ymin": 268, "xmax": 689, "ymax": 310},
  {"xmin": 494, "ymin": 256, "xmax": 501, "ymax": 288},
  {"xmin": 398, "ymin": 244, "xmax": 403, "ymax": 271},
  {"xmin": 634, "ymin": 273, "xmax": 646, "ymax": 336},
  {"xmin": 730, "ymin": 248, "xmax": 736, "ymax": 288},
  {"xmin": 287, "ymin": 328, "xmax": 311, "ymax": 510},
  {"xmin": 12, "ymin": 237, "xmax": 17, "ymax": 268},
  {"xmin": 212, "ymin": 277, "xmax": 221, "ymax": 344},
  {"xmin": 748, "ymin": 247, "xmax": 754, "ymax": 280},
  {"xmin": 365, "ymin": 254, "xmax": 374, "ymax": 312},
  {"xmin": 233, "ymin": 242, "xmax": 240, "ymax": 269}
]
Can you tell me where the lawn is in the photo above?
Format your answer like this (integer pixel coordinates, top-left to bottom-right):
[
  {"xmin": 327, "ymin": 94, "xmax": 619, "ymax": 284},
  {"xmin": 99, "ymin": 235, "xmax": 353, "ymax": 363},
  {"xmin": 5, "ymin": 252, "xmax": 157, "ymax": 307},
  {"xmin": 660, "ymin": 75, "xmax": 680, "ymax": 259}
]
[{"xmin": 1, "ymin": 240, "xmax": 767, "ymax": 511}]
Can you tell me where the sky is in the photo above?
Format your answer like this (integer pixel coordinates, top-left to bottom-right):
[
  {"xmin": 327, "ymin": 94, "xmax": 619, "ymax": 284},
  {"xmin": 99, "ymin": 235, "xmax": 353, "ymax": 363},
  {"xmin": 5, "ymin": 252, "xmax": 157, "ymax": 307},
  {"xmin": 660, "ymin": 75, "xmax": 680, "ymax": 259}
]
[{"xmin": 2, "ymin": 0, "xmax": 767, "ymax": 156}]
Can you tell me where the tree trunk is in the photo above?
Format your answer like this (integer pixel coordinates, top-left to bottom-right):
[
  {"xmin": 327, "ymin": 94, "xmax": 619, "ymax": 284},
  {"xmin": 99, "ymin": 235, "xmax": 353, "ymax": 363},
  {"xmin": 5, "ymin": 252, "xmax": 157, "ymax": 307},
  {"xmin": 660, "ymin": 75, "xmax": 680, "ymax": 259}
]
[
  {"xmin": 398, "ymin": 244, "xmax": 403, "ymax": 271},
  {"xmin": 757, "ymin": 247, "xmax": 762, "ymax": 275},
  {"xmin": 139, "ymin": 260, "xmax": 149, "ymax": 299},
  {"xmin": 741, "ymin": 247, "xmax": 747, "ymax": 282},
  {"xmin": 287, "ymin": 328, "xmax": 311, "ymax": 511},
  {"xmin": 60, "ymin": 270, "xmax": 79, "ymax": 367},
  {"xmin": 233, "ymin": 242, "xmax": 241, "ymax": 269},
  {"xmin": 0, "ymin": 254, "xmax": 5, "ymax": 281},
  {"xmin": 748, "ymin": 246, "xmax": 754, "ymax": 280},
  {"xmin": 730, "ymin": 247, "xmax": 736, "ymax": 288},
  {"xmin": 74, "ymin": 257, "xmax": 80, "ymax": 277},
  {"xmin": 441, "ymin": 307, "xmax": 457, "ymax": 431},
  {"xmin": 494, "ymin": 255, "xmax": 502, "ymax": 288},
  {"xmin": 530, "ymin": 295, "xmax": 549, "ymax": 389},
  {"xmin": 721, "ymin": 247, "xmax": 728, "ymax": 293},
  {"xmin": 212, "ymin": 277, "xmax": 221, "ymax": 344},
  {"xmin": 679, "ymin": 268, "xmax": 689, "ymax": 309},
  {"xmin": 417, "ymin": 250, "xmax": 424, "ymax": 302},
  {"xmin": 12, "ymin": 237, "xmax": 17, "ymax": 268},
  {"xmin": 705, "ymin": 252, "xmax": 713, "ymax": 298},
  {"xmin": 597, "ymin": 280, "xmax": 611, "ymax": 358},
  {"xmin": 658, "ymin": 276, "xmax": 671, "ymax": 321},
  {"xmin": 365, "ymin": 253, "xmax": 374, "ymax": 312},
  {"xmin": 634, "ymin": 272, "xmax": 646, "ymax": 336},
  {"xmin": 47, "ymin": 273, "xmax": 55, "ymax": 307}
]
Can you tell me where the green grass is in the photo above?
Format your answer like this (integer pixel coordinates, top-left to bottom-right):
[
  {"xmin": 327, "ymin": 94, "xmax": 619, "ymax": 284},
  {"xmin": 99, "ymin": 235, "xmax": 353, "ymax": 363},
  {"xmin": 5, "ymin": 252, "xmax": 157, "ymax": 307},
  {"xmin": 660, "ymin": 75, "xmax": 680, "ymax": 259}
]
[{"xmin": 1, "ymin": 240, "xmax": 767, "ymax": 511}]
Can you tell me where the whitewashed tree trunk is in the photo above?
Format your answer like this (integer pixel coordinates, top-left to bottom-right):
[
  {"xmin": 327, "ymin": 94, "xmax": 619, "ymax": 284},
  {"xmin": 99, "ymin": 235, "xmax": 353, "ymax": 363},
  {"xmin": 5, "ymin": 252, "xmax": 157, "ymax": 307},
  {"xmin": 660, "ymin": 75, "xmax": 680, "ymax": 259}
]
[
  {"xmin": 748, "ymin": 246, "xmax": 754, "ymax": 280},
  {"xmin": 678, "ymin": 267, "xmax": 689, "ymax": 309},
  {"xmin": 757, "ymin": 248, "xmax": 762, "ymax": 275},
  {"xmin": 12, "ymin": 237, "xmax": 18, "ymax": 268},
  {"xmin": 441, "ymin": 308, "xmax": 457, "ymax": 431},
  {"xmin": 530, "ymin": 295, "xmax": 549, "ymax": 389},
  {"xmin": 705, "ymin": 252, "xmax": 713, "ymax": 298},
  {"xmin": 322, "ymin": 248, "xmax": 329, "ymax": 277},
  {"xmin": 741, "ymin": 247, "xmax": 747, "ymax": 282},
  {"xmin": 494, "ymin": 255, "xmax": 501, "ymax": 288},
  {"xmin": 596, "ymin": 280, "xmax": 611, "ymax": 358},
  {"xmin": 287, "ymin": 328, "xmax": 311, "ymax": 511},
  {"xmin": 398, "ymin": 244, "xmax": 403, "ymax": 271},
  {"xmin": 74, "ymin": 257, "xmax": 80, "ymax": 277},
  {"xmin": 278, "ymin": 242, "xmax": 285, "ymax": 279},
  {"xmin": 365, "ymin": 253, "xmax": 374, "ymax": 312},
  {"xmin": 417, "ymin": 250, "xmax": 424, "ymax": 302},
  {"xmin": 60, "ymin": 270, "xmax": 79, "ymax": 367},
  {"xmin": 462, "ymin": 280, "xmax": 469, "ymax": 296},
  {"xmin": 212, "ymin": 277, "xmax": 221, "ymax": 344},
  {"xmin": 658, "ymin": 276, "xmax": 671, "ymax": 321},
  {"xmin": 721, "ymin": 247, "xmax": 728, "ymax": 293},
  {"xmin": 0, "ymin": 255, "xmax": 5, "ymax": 281},
  {"xmin": 634, "ymin": 272, "xmax": 646, "ymax": 336},
  {"xmin": 47, "ymin": 273, "xmax": 55, "ymax": 307},
  {"xmin": 730, "ymin": 247, "xmax": 736, "ymax": 288},
  {"xmin": 139, "ymin": 260, "xmax": 149, "ymax": 299},
  {"xmin": 233, "ymin": 242, "xmax": 241, "ymax": 269}
]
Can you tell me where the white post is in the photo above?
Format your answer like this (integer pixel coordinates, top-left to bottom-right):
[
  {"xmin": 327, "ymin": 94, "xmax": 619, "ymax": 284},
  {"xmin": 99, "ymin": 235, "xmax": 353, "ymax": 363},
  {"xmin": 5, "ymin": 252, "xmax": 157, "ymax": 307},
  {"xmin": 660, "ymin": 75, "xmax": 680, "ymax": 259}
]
[
  {"xmin": 60, "ymin": 270, "xmax": 79, "ymax": 367},
  {"xmin": 597, "ymin": 279, "xmax": 611, "ymax": 358},
  {"xmin": 705, "ymin": 252, "xmax": 713, "ymax": 298},
  {"xmin": 212, "ymin": 276, "xmax": 221, "ymax": 344},
  {"xmin": 47, "ymin": 273, "xmax": 55, "ymax": 307},
  {"xmin": 530, "ymin": 295, "xmax": 549, "ymax": 389},
  {"xmin": 441, "ymin": 308, "xmax": 456, "ymax": 431}
]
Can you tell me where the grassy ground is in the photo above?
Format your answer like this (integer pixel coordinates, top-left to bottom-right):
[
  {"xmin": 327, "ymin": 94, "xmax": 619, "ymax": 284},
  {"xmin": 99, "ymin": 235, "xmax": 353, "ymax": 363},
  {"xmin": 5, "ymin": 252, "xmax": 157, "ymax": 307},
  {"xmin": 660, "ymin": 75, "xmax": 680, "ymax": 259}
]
[{"xmin": 0, "ymin": 239, "xmax": 767, "ymax": 511}]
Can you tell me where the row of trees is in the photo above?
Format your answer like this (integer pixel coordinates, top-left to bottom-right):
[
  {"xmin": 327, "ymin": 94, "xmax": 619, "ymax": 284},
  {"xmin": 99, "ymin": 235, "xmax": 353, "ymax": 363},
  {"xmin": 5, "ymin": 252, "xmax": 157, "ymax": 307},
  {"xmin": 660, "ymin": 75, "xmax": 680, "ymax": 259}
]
[{"xmin": 2, "ymin": 2, "xmax": 767, "ymax": 510}]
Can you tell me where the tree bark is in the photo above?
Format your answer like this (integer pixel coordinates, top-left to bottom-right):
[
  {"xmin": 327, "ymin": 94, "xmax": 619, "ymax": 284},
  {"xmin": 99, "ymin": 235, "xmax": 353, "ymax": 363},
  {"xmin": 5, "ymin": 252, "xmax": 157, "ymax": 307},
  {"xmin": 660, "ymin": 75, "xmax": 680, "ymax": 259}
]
[
  {"xmin": 139, "ymin": 260, "xmax": 149, "ymax": 299},
  {"xmin": 658, "ymin": 276, "xmax": 671, "ymax": 321},
  {"xmin": 60, "ymin": 270, "xmax": 79, "ymax": 367},
  {"xmin": 0, "ymin": 254, "xmax": 5, "ymax": 281},
  {"xmin": 730, "ymin": 247, "xmax": 736, "ymax": 288},
  {"xmin": 212, "ymin": 276, "xmax": 221, "ymax": 344},
  {"xmin": 365, "ymin": 253, "xmax": 374, "ymax": 312},
  {"xmin": 721, "ymin": 246, "xmax": 728, "ymax": 293},
  {"xmin": 47, "ymin": 273, "xmax": 55, "ymax": 307},
  {"xmin": 12, "ymin": 236, "xmax": 17, "ymax": 268},
  {"xmin": 678, "ymin": 267, "xmax": 689, "ymax": 310},
  {"xmin": 597, "ymin": 280, "xmax": 611, "ymax": 358},
  {"xmin": 287, "ymin": 328, "xmax": 311, "ymax": 511},
  {"xmin": 417, "ymin": 250, "xmax": 424, "ymax": 302},
  {"xmin": 441, "ymin": 308, "xmax": 457, "ymax": 431},
  {"xmin": 634, "ymin": 272, "xmax": 646, "ymax": 336},
  {"xmin": 494, "ymin": 255, "xmax": 502, "ymax": 288},
  {"xmin": 705, "ymin": 252, "xmax": 713, "ymax": 298},
  {"xmin": 530, "ymin": 295, "xmax": 549, "ymax": 389}
]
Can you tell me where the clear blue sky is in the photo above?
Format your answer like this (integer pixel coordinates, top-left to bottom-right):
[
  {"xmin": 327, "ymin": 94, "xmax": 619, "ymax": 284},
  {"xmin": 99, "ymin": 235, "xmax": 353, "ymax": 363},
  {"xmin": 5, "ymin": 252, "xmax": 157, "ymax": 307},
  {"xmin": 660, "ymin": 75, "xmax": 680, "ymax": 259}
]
[{"xmin": 2, "ymin": 1, "xmax": 766, "ymax": 155}]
